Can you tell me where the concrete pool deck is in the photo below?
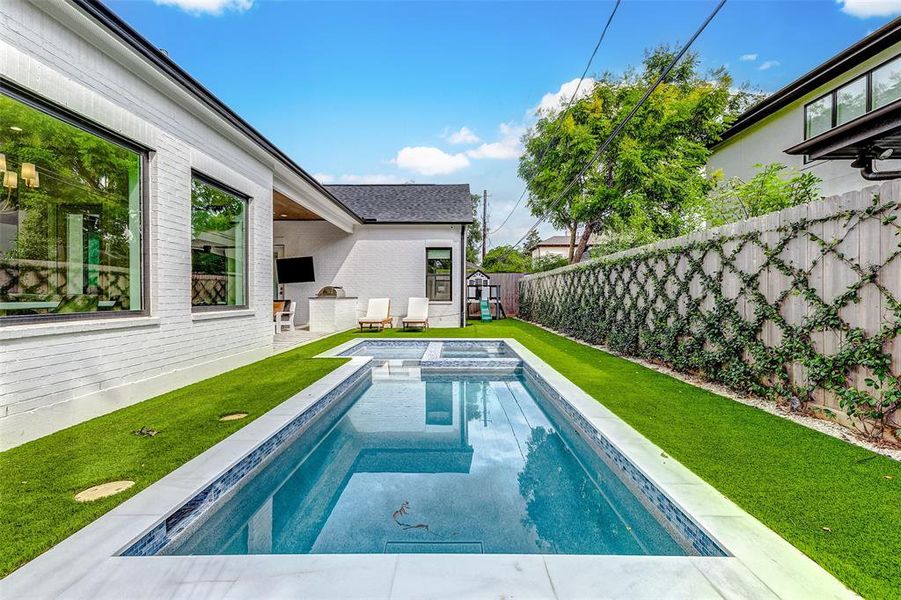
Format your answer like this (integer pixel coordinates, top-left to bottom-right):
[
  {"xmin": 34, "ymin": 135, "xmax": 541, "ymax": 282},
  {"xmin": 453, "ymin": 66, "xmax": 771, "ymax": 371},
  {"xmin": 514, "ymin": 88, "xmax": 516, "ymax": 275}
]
[{"xmin": 0, "ymin": 339, "xmax": 855, "ymax": 599}]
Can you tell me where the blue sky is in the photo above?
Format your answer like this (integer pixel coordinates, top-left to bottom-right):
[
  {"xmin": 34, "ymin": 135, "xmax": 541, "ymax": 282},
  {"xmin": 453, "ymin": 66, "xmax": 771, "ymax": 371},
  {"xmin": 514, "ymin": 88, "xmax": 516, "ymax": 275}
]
[{"xmin": 108, "ymin": 0, "xmax": 899, "ymax": 245}]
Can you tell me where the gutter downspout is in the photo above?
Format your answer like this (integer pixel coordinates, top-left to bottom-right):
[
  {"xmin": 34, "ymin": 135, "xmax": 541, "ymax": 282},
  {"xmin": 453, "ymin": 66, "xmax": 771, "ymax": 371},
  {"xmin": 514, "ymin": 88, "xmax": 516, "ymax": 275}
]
[
  {"xmin": 460, "ymin": 224, "xmax": 466, "ymax": 328},
  {"xmin": 861, "ymin": 160, "xmax": 901, "ymax": 181}
]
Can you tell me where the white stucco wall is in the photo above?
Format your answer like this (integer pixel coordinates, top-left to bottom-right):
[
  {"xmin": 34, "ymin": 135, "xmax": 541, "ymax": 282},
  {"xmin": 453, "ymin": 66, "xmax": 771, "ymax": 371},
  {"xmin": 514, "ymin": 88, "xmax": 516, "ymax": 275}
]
[
  {"xmin": 0, "ymin": 2, "xmax": 281, "ymax": 432},
  {"xmin": 532, "ymin": 246, "xmax": 569, "ymax": 259},
  {"xmin": 274, "ymin": 221, "xmax": 466, "ymax": 328},
  {"xmin": 707, "ymin": 44, "xmax": 901, "ymax": 198}
]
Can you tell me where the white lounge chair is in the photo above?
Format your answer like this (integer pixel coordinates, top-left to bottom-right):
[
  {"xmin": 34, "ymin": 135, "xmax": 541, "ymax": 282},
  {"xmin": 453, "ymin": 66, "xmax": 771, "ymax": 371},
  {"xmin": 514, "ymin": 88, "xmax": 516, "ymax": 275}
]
[
  {"xmin": 401, "ymin": 297, "xmax": 430, "ymax": 330},
  {"xmin": 358, "ymin": 298, "xmax": 392, "ymax": 331},
  {"xmin": 274, "ymin": 299, "xmax": 296, "ymax": 333}
]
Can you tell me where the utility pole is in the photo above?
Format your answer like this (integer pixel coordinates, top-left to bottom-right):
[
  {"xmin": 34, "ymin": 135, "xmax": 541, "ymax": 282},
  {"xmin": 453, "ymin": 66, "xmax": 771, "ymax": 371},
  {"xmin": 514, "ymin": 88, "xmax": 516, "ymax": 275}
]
[{"xmin": 481, "ymin": 189, "xmax": 488, "ymax": 263}]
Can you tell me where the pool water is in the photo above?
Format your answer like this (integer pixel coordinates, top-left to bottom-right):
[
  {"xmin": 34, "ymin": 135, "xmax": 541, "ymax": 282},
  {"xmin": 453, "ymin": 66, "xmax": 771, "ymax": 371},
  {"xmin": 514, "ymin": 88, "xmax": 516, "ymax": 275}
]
[
  {"xmin": 440, "ymin": 342, "xmax": 516, "ymax": 359},
  {"xmin": 343, "ymin": 342, "xmax": 428, "ymax": 360},
  {"xmin": 166, "ymin": 372, "xmax": 687, "ymax": 556}
]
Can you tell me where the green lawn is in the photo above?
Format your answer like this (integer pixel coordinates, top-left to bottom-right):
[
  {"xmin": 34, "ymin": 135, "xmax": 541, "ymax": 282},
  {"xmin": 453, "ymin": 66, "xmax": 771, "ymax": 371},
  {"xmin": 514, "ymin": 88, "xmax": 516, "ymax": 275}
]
[{"xmin": 1, "ymin": 319, "xmax": 898, "ymax": 599}]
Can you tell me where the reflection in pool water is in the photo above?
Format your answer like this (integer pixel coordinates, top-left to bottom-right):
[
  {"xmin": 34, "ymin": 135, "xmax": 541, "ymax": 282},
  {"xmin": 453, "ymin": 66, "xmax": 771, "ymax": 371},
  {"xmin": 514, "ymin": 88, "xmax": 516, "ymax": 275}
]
[{"xmin": 165, "ymin": 373, "xmax": 686, "ymax": 556}]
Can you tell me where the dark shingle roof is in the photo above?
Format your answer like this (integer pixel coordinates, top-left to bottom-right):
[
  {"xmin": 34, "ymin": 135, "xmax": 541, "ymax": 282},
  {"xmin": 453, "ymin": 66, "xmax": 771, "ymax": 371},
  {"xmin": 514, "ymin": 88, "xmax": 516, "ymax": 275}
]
[{"xmin": 324, "ymin": 184, "xmax": 473, "ymax": 224}]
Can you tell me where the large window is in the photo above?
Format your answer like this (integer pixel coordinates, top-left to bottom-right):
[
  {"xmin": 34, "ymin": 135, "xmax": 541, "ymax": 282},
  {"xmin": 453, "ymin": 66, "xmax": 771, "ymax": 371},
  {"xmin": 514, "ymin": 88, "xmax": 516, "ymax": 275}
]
[
  {"xmin": 426, "ymin": 247, "xmax": 452, "ymax": 302},
  {"xmin": 804, "ymin": 55, "xmax": 901, "ymax": 139},
  {"xmin": 872, "ymin": 56, "xmax": 901, "ymax": 109},
  {"xmin": 0, "ymin": 91, "xmax": 143, "ymax": 320},
  {"xmin": 805, "ymin": 95, "xmax": 833, "ymax": 139},
  {"xmin": 191, "ymin": 175, "xmax": 247, "ymax": 309},
  {"xmin": 836, "ymin": 77, "xmax": 867, "ymax": 126}
]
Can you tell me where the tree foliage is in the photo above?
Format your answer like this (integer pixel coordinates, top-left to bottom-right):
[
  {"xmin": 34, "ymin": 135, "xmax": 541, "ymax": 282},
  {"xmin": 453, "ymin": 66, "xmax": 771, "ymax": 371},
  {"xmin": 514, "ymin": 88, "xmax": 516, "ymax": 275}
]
[
  {"xmin": 699, "ymin": 163, "xmax": 821, "ymax": 228},
  {"xmin": 481, "ymin": 244, "xmax": 567, "ymax": 273},
  {"xmin": 519, "ymin": 46, "xmax": 759, "ymax": 263},
  {"xmin": 466, "ymin": 193, "xmax": 483, "ymax": 264}
]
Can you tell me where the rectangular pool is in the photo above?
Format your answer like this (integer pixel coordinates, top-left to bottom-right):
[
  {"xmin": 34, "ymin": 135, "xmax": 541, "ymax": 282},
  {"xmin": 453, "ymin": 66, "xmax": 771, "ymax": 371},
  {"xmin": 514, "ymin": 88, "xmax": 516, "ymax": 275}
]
[{"xmin": 163, "ymin": 370, "xmax": 689, "ymax": 556}]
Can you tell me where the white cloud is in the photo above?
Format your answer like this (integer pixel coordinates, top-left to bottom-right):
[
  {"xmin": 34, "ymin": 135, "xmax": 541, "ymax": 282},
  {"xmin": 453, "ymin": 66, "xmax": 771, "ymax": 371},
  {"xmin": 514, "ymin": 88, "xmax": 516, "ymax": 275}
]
[
  {"xmin": 837, "ymin": 0, "xmax": 901, "ymax": 17},
  {"xmin": 533, "ymin": 77, "xmax": 595, "ymax": 115},
  {"xmin": 393, "ymin": 146, "xmax": 470, "ymax": 176},
  {"xmin": 739, "ymin": 53, "xmax": 758, "ymax": 61},
  {"xmin": 759, "ymin": 60, "xmax": 780, "ymax": 71},
  {"xmin": 314, "ymin": 173, "xmax": 408, "ymax": 184},
  {"xmin": 466, "ymin": 122, "xmax": 525, "ymax": 160},
  {"xmin": 444, "ymin": 126, "xmax": 481, "ymax": 145},
  {"xmin": 154, "ymin": 0, "xmax": 252, "ymax": 15}
]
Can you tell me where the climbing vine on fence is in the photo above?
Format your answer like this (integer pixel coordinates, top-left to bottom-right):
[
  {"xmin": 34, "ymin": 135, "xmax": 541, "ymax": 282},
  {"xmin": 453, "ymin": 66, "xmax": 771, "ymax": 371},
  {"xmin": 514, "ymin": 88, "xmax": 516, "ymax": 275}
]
[{"xmin": 519, "ymin": 195, "xmax": 901, "ymax": 438}]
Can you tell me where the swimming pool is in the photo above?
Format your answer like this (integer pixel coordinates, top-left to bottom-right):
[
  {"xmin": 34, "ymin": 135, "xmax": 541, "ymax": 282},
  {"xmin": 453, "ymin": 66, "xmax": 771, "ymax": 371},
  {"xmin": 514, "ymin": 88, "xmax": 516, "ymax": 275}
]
[
  {"xmin": 164, "ymin": 371, "xmax": 686, "ymax": 556},
  {"xmin": 122, "ymin": 340, "xmax": 722, "ymax": 558},
  {"xmin": 8, "ymin": 339, "xmax": 848, "ymax": 599}
]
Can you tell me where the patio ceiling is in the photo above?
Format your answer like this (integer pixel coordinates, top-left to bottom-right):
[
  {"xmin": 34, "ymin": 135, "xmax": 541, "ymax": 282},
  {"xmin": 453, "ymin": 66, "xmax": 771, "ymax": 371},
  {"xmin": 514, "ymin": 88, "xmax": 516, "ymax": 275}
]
[{"xmin": 273, "ymin": 190, "xmax": 325, "ymax": 221}]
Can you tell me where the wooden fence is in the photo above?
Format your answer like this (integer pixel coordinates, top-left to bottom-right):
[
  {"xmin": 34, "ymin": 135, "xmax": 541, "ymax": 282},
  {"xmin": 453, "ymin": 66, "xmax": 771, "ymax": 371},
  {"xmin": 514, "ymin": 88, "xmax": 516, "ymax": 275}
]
[
  {"xmin": 520, "ymin": 182, "xmax": 901, "ymax": 438},
  {"xmin": 488, "ymin": 272, "xmax": 525, "ymax": 316}
]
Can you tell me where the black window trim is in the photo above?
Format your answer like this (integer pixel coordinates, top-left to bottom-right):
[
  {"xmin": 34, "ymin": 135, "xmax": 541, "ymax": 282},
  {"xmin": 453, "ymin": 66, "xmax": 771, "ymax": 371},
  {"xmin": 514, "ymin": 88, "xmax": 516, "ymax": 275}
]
[
  {"xmin": 190, "ymin": 170, "xmax": 251, "ymax": 313},
  {"xmin": 803, "ymin": 53, "xmax": 901, "ymax": 140},
  {"xmin": 425, "ymin": 246, "xmax": 453, "ymax": 303},
  {"xmin": 0, "ymin": 81, "xmax": 151, "ymax": 326}
]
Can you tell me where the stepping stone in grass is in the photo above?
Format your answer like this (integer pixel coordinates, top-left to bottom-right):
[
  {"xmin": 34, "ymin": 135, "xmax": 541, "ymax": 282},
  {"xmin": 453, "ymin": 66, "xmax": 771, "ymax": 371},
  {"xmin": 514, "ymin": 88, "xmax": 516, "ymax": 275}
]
[
  {"xmin": 74, "ymin": 480, "xmax": 134, "ymax": 502},
  {"xmin": 219, "ymin": 412, "xmax": 248, "ymax": 422}
]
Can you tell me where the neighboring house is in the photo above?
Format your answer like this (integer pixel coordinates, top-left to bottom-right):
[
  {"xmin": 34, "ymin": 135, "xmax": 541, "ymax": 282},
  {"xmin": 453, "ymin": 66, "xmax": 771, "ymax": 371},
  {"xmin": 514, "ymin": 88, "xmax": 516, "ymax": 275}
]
[
  {"xmin": 708, "ymin": 20, "xmax": 901, "ymax": 197},
  {"xmin": 275, "ymin": 184, "xmax": 471, "ymax": 329},
  {"xmin": 530, "ymin": 235, "xmax": 599, "ymax": 261},
  {"xmin": 0, "ymin": 1, "xmax": 470, "ymax": 443}
]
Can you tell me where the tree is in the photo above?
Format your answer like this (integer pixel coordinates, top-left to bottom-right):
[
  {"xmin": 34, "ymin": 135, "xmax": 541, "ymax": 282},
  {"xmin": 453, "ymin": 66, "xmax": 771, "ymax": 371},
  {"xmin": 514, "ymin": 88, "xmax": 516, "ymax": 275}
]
[
  {"xmin": 699, "ymin": 163, "xmax": 821, "ymax": 227},
  {"xmin": 531, "ymin": 254, "xmax": 568, "ymax": 272},
  {"xmin": 466, "ymin": 193, "xmax": 483, "ymax": 265},
  {"xmin": 523, "ymin": 228, "xmax": 542, "ymax": 253},
  {"xmin": 519, "ymin": 46, "xmax": 760, "ymax": 263},
  {"xmin": 482, "ymin": 245, "xmax": 531, "ymax": 273}
]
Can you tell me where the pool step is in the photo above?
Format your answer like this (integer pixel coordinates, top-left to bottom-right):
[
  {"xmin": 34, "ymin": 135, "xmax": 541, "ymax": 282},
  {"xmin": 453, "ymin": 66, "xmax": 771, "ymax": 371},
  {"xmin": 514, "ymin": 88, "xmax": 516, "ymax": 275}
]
[{"xmin": 370, "ymin": 361, "xmax": 422, "ymax": 381}]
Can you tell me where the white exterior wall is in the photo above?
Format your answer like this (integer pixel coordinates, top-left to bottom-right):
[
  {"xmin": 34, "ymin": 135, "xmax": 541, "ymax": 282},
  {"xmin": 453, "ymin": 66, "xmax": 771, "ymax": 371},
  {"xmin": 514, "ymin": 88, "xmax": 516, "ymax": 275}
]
[
  {"xmin": 708, "ymin": 44, "xmax": 901, "ymax": 197},
  {"xmin": 0, "ymin": 2, "xmax": 282, "ymax": 433},
  {"xmin": 274, "ymin": 221, "xmax": 465, "ymax": 328},
  {"xmin": 532, "ymin": 246, "xmax": 569, "ymax": 259}
]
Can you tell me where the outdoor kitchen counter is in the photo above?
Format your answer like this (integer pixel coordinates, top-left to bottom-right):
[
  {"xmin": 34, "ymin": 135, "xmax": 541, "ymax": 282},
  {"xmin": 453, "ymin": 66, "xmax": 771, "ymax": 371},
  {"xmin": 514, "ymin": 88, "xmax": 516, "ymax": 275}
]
[{"xmin": 308, "ymin": 296, "xmax": 358, "ymax": 333}]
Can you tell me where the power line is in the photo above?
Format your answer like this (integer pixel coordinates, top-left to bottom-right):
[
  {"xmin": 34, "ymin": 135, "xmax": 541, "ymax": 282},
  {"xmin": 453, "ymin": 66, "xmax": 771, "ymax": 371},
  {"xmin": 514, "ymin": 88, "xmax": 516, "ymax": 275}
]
[
  {"xmin": 509, "ymin": 0, "xmax": 728, "ymax": 251},
  {"xmin": 489, "ymin": 0, "xmax": 622, "ymax": 237}
]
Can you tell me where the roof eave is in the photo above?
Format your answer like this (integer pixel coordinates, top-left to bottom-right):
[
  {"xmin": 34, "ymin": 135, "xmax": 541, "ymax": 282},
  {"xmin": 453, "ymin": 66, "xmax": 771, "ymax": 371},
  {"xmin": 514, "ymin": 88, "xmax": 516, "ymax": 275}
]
[
  {"xmin": 68, "ymin": 0, "xmax": 361, "ymax": 224},
  {"xmin": 713, "ymin": 18, "xmax": 901, "ymax": 148}
]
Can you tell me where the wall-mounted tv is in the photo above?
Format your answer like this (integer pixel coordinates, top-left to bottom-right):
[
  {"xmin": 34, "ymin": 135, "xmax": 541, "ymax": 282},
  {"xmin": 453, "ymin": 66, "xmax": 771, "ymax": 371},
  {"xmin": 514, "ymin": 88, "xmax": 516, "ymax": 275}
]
[{"xmin": 276, "ymin": 256, "xmax": 315, "ymax": 284}]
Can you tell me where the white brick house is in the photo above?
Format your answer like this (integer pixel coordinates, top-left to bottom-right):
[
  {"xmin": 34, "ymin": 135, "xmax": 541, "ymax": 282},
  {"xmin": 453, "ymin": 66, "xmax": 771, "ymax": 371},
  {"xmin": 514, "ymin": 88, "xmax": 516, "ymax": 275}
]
[{"xmin": 0, "ymin": 0, "xmax": 471, "ymax": 448}]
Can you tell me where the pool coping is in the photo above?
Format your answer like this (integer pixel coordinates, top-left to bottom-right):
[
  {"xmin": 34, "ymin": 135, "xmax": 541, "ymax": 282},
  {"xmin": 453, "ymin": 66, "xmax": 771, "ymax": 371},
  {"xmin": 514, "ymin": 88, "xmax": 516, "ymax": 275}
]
[{"xmin": 0, "ymin": 339, "xmax": 856, "ymax": 599}]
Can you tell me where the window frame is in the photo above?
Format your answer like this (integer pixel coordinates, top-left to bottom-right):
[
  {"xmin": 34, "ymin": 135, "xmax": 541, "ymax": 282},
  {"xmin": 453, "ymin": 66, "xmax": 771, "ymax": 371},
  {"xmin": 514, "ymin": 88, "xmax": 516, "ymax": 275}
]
[
  {"xmin": 802, "ymin": 54, "xmax": 901, "ymax": 140},
  {"xmin": 0, "ymin": 78, "xmax": 151, "ymax": 326},
  {"xmin": 425, "ymin": 246, "xmax": 453, "ymax": 303},
  {"xmin": 189, "ymin": 170, "xmax": 251, "ymax": 313}
]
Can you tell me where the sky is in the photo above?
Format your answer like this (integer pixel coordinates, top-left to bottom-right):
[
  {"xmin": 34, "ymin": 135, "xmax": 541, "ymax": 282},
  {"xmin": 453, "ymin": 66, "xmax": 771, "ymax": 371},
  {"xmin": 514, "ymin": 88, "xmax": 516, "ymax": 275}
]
[{"xmin": 107, "ymin": 0, "xmax": 900, "ymax": 246}]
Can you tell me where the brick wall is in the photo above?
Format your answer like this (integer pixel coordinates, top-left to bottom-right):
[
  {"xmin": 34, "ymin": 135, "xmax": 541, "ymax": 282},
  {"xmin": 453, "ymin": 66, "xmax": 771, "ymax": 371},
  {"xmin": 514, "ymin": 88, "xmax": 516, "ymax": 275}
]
[{"xmin": 0, "ymin": 1, "xmax": 276, "ymax": 426}]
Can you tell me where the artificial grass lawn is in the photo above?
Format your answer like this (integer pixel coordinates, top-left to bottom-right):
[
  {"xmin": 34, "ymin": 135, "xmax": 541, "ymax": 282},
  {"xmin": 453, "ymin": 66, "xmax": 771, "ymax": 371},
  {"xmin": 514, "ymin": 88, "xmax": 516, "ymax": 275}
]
[
  {"xmin": 0, "ymin": 344, "xmax": 347, "ymax": 577},
  {"xmin": 2, "ymin": 319, "xmax": 899, "ymax": 599}
]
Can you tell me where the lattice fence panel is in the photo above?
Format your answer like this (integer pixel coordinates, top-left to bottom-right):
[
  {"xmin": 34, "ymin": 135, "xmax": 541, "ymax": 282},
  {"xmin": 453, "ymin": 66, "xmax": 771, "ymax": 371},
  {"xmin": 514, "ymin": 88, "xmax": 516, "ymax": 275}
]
[{"xmin": 520, "ymin": 183, "xmax": 901, "ymax": 438}]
